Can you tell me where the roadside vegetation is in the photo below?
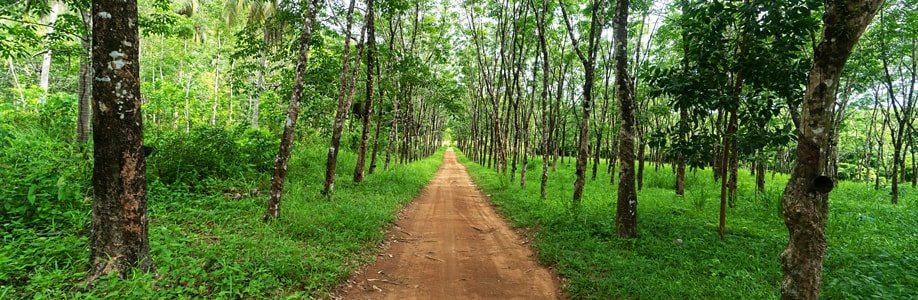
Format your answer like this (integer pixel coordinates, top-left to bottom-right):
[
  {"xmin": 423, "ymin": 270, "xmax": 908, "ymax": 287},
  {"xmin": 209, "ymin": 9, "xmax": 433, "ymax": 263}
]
[
  {"xmin": 459, "ymin": 151, "xmax": 918, "ymax": 299},
  {"xmin": 1, "ymin": 103, "xmax": 442, "ymax": 298}
]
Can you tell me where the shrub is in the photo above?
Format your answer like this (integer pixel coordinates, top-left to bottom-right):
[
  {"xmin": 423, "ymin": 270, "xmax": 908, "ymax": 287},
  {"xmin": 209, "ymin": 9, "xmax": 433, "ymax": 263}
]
[
  {"xmin": 147, "ymin": 126, "xmax": 277, "ymax": 186},
  {"xmin": 0, "ymin": 99, "xmax": 90, "ymax": 231}
]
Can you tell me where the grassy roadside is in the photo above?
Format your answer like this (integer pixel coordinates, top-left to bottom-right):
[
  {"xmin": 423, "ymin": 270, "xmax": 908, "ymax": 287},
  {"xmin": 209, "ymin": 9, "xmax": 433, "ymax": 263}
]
[
  {"xmin": 456, "ymin": 150, "xmax": 917, "ymax": 299},
  {"xmin": 1, "ymin": 147, "xmax": 443, "ymax": 298}
]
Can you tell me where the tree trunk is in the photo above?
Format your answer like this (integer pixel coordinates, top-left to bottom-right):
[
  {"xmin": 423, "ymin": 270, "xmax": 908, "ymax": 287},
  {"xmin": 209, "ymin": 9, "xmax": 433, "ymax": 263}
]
[
  {"xmin": 891, "ymin": 143, "xmax": 901, "ymax": 204},
  {"xmin": 520, "ymin": 83, "xmax": 534, "ymax": 189},
  {"xmin": 571, "ymin": 60, "xmax": 596, "ymax": 204},
  {"xmin": 88, "ymin": 0, "xmax": 154, "ymax": 280},
  {"xmin": 228, "ymin": 60, "xmax": 234, "ymax": 125},
  {"xmin": 636, "ymin": 136, "xmax": 645, "ymax": 190},
  {"xmin": 182, "ymin": 41, "xmax": 192, "ymax": 132},
  {"xmin": 593, "ymin": 53, "xmax": 612, "ymax": 181},
  {"xmin": 877, "ymin": 20, "xmax": 917, "ymax": 202},
  {"xmin": 911, "ymin": 134, "xmax": 917, "ymax": 188},
  {"xmin": 675, "ymin": 108, "xmax": 688, "ymax": 196},
  {"xmin": 8, "ymin": 58, "xmax": 25, "ymax": 107},
  {"xmin": 613, "ymin": 0, "xmax": 636, "ymax": 238},
  {"xmin": 551, "ymin": 61, "xmax": 566, "ymax": 172},
  {"xmin": 77, "ymin": 11, "xmax": 93, "ymax": 144},
  {"xmin": 368, "ymin": 103, "xmax": 383, "ymax": 175},
  {"xmin": 861, "ymin": 90, "xmax": 881, "ymax": 182},
  {"xmin": 756, "ymin": 158, "xmax": 766, "ymax": 193},
  {"xmin": 728, "ymin": 144, "xmax": 739, "ymax": 207},
  {"xmin": 353, "ymin": 0, "xmax": 377, "ymax": 183},
  {"xmin": 720, "ymin": 12, "xmax": 749, "ymax": 235},
  {"xmin": 323, "ymin": 1, "xmax": 365, "ymax": 196},
  {"xmin": 252, "ymin": 49, "xmax": 266, "ymax": 129},
  {"xmin": 264, "ymin": 0, "xmax": 318, "ymax": 221},
  {"xmin": 780, "ymin": 1, "xmax": 881, "ymax": 298},
  {"xmin": 534, "ymin": 0, "xmax": 551, "ymax": 199},
  {"xmin": 384, "ymin": 96, "xmax": 400, "ymax": 171},
  {"xmin": 210, "ymin": 41, "xmax": 220, "ymax": 126},
  {"xmin": 38, "ymin": 1, "xmax": 63, "ymax": 104}
]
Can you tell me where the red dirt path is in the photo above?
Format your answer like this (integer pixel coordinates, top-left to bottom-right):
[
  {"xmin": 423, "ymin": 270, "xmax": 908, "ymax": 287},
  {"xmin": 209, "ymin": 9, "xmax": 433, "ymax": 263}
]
[{"xmin": 336, "ymin": 149, "xmax": 561, "ymax": 300}]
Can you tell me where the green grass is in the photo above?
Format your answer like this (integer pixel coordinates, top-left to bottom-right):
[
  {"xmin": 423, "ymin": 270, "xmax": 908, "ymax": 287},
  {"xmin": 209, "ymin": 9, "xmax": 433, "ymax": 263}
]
[
  {"xmin": 457, "ymin": 151, "xmax": 918, "ymax": 299},
  {"xmin": 0, "ymin": 146, "xmax": 443, "ymax": 298}
]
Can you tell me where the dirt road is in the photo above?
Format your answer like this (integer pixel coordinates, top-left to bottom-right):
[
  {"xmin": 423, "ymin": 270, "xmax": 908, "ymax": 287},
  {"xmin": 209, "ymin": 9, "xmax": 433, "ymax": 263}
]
[{"xmin": 337, "ymin": 149, "xmax": 561, "ymax": 300}]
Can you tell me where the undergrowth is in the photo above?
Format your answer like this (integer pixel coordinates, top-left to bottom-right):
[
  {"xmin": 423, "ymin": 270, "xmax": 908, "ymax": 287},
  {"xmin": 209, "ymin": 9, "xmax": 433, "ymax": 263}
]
[{"xmin": 0, "ymin": 105, "xmax": 443, "ymax": 298}]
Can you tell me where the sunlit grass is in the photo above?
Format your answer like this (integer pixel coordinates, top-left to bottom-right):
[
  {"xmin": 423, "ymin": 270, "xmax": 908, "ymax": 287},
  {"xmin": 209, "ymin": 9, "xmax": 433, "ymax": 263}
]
[
  {"xmin": 458, "ymin": 151, "xmax": 918, "ymax": 299},
  {"xmin": 1, "ymin": 146, "xmax": 443, "ymax": 298}
]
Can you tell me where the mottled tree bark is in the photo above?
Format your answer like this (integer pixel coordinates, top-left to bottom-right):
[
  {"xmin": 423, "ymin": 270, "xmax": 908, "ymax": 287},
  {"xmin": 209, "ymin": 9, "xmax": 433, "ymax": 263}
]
[
  {"xmin": 676, "ymin": 108, "xmax": 687, "ymax": 196},
  {"xmin": 264, "ymin": 0, "xmax": 319, "ymax": 221},
  {"xmin": 322, "ymin": 0, "xmax": 362, "ymax": 196},
  {"xmin": 353, "ymin": 0, "xmax": 377, "ymax": 183},
  {"xmin": 720, "ymin": 11, "xmax": 748, "ymax": 237},
  {"xmin": 368, "ymin": 104, "xmax": 383, "ymax": 175},
  {"xmin": 76, "ymin": 11, "xmax": 93, "ymax": 144},
  {"xmin": 636, "ymin": 135, "xmax": 645, "ymax": 190},
  {"xmin": 384, "ymin": 96, "xmax": 400, "ymax": 171},
  {"xmin": 533, "ymin": 0, "xmax": 550, "ymax": 199},
  {"xmin": 559, "ymin": 0, "xmax": 603, "ymax": 205},
  {"xmin": 520, "ymin": 82, "xmax": 534, "ymax": 189},
  {"xmin": 88, "ymin": 0, "xmax": 153, "ymax": 280},
  {"xmin": 756, "ymin": 159, "xmax": 766, "ymax": 193},
  {"xmin": 613, "ymin": 0, "xmax": 637, "ymax": 238},
  {"xmin": 780, "ymin": 0, "xmax": 881, "ymax": 298},
  {"xmin": 593, "ymin": 53, "xmax": 612, "ymax": 181}
]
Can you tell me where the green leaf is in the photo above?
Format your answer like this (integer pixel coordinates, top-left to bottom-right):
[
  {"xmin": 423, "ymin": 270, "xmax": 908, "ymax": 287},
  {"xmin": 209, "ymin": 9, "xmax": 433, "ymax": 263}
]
[{"xmin": 27, "ymin": 185, "xmax": 37, "ymax": 205}]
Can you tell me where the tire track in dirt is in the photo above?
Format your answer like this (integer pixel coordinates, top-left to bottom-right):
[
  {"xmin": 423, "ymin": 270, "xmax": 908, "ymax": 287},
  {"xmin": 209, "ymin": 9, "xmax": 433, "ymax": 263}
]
[{"xmin": 337, "ymin": 149, "xmax": 561, "ymax": 300}]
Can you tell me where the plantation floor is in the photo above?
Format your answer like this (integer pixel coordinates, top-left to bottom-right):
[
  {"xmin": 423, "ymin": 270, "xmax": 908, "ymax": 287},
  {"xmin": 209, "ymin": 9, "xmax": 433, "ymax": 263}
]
[{"xmin": 337, "ymin": 149, "xmax": 562, "ymax": 299}]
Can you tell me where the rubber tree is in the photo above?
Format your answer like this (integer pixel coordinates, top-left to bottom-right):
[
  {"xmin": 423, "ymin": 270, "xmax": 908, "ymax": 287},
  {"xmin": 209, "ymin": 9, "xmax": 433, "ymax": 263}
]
[
  {"xmin": 613, "ymin": 0, "xmax": 637, "ymax": 238},
  {"xmin": 532, "ymin": 0, "xmax": 551, "ymax": 200},
  {"xmin": 264, "ymin": 0, "xmax": 320, "ymax": 221},
  {"xmin": 353, "ymin": 0, "xmax": 377, "ymax": 183},
  {"xmin": 558, "ymin": 0, "xmax": 604, "ymax": 205},
  {"xmin": 780, "ymin": 0, "xmax": 882, "ymax": 298},
  {"xmin": 322, "ymin": 0, "xmax": 365, "ymax": 196},
  {"xmin": 88, "ymin": 0, "xmax": 154, "ymax": 280}
]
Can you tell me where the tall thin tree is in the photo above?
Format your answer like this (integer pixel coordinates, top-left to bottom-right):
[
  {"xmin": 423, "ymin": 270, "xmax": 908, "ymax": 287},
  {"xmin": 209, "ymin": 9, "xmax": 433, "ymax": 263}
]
[
  {"xmin": 323, "ymin": 0, "xmax": 365, "ymax": 196},
  {"xmin": 559, "ymin": 0, "xmax": 604, "ymax": 205},
  {"xmin": 353, "ymin": 0, "xmax": 377, "ymax": 183},
  {"xmin": 613, "ymin": 0, "xmax": 637, "ymax": 238},
  {"xmin": 38, "ymin": 0, "xmax": 63, "ymax": 104},
  {"xmin": 532, "ymin": 0, "xmax": 551, "ymax": 200},
  {"xmin": 264, "ymin": 0, "xmax": 320, "ymax": 220}
]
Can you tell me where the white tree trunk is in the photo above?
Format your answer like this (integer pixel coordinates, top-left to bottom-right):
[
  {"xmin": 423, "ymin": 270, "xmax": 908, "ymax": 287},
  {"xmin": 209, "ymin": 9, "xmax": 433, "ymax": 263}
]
[
  {"xmin": 8, "ymin": 58, "xmax": 24, "ymax": 107},
  {"xmin": 211, "ymin": 58, "xmax": 219, "ymax": 126},
  {"xmin": 38, "ymin": 1, "xmax": 63, "ymax": 104},
  {"xmin": 252, "ymin": 53, "xmax": 266, "ymax": 129}
]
